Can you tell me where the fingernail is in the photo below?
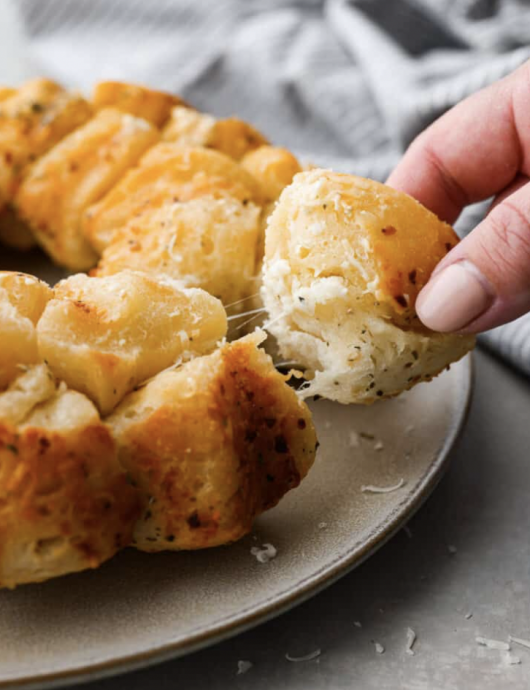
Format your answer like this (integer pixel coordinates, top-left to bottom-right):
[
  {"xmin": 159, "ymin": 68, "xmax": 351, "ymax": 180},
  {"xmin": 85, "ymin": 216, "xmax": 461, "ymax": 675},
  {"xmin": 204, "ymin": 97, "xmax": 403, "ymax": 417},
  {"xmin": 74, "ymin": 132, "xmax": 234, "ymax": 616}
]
[{"xmin": 416, "ymin": 261, "xmax": 493, "ymax": 332}]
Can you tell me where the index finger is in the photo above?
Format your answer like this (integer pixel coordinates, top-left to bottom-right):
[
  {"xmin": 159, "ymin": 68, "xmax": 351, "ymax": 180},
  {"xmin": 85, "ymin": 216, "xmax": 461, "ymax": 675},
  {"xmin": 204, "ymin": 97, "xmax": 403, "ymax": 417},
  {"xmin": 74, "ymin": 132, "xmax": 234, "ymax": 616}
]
[{"xmin": 387, "ymin": 61, "xmax": 530, "ymax": 223}]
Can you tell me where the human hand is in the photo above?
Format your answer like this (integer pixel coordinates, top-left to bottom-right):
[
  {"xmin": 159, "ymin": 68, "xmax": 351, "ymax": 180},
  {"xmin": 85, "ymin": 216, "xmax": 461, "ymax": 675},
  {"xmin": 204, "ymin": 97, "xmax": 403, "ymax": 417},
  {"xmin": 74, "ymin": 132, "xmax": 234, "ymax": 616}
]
[{"xmin": 387, "ymin": 60, "xmax": 530, "ymax": 334}]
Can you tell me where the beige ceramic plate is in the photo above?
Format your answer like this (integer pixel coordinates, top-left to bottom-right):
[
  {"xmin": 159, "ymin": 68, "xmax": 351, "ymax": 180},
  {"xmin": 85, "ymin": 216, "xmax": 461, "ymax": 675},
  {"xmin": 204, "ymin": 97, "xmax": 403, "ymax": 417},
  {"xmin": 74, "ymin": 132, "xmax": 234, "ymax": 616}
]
[{"xmin": 0, "ymin": 247, "xmax": 473, "ymax": 689}]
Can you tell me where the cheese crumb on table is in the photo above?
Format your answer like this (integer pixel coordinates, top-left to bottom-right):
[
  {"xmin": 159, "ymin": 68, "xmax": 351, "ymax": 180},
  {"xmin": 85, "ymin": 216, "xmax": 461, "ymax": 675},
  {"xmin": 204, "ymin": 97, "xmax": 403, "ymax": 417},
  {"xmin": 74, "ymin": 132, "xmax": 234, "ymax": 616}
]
[
  {"xmin": 476, "ymin": 636, "xmax": 510, "ymax": 651},
  {"xmin": 361, "ymin": 479, "xmax": 405, "ymax": 494},
  {"xmin": 250, "ymin": 543, "xmax": 277, "ymax": 563},
  {"xmin": 237, "ymin": 660, "xmax": 253, "ymax": 675},
  {"xmin": 373, "ymin": 642, "xmax": 385, "ymax": 654},
  {"xmin": 285, "ymin": 649, "xmax": 321, "ymax": 662},
  {"xmin": 405, "ymin": 628, "xmax": 417, "ymax": 655}
]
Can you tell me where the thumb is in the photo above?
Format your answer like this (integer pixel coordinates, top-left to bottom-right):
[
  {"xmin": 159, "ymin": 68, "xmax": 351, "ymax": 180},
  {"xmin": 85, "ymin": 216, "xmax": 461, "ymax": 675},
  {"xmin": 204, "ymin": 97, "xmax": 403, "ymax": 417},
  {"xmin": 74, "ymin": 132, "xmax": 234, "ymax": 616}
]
[{"xmin": 416, "ymin": 181, "xmax": 530, "ymax": 333}]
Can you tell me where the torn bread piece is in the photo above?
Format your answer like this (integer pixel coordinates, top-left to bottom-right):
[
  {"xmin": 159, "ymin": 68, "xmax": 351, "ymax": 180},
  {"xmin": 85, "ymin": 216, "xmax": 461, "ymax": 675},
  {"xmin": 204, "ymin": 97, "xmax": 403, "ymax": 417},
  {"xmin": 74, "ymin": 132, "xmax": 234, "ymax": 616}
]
[
  {"xmin": 15, "ymin": 108, "xmax": 159, "ymax": 270},
  {"xmin": 37, "ymin": 270, "xmax": 227, "ymax": 415},
  {"xmin": 92, "ymin": 81, "xmax": 187, "ymax": 127},
  {"xmin": 0, "ymin": 364, "xmax": 140, "ymax": 589},
  {"xmin": 162, "ymin": 106, "xmax": 268, "ymax": 160},
  {"xmin": 0, "ymin": 271, "xmax": 52, "ymax": 389},
  {"xmin": 108, "ymin": 332, "xmax": 317, "ymax": 552},
  {"xmin": 95, "ymin": 195, "xmax": 261, "ymax": 310},
  {"xmin": 83, "ymin": 144, "xmax": 263, "ymax": 253},
  {"xmin": 261, "ymin": 169, "xmax": 475, "ymax": 404}
]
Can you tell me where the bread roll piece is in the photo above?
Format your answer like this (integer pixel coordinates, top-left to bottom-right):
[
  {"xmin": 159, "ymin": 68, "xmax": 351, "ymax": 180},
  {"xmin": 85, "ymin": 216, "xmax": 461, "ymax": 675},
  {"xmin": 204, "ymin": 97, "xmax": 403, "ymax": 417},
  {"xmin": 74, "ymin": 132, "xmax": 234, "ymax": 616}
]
[
  {"xmin": 0, "ymin": 271, "xmax": 52, "ymax": 390},
  {"xmin": 95, "ymin": 195, "xmax": 261, "ymax": 309},
  {"xmin": 0, "ymin": 364, "xmax": 140, "ymax": 589},
  {"xmin": 109, "ymin": 332, "xmax": 317, "ymax": 552},
  {"xmin": 241, "ymin": 146, "xmax": 302, "ymax": 202},
  {"xmin": 37, "ymin": 270, "xmax": 227, "ymax": 415},
  {"xmin": 15, "ymin": 108, "xmax": 159, "ymax": 270},
  {"xmin": 83, "ymin": 144, "xmax": 263, "ymax": 253},
  {"xmin": 92, "ymin": 81, "xmax": 186, "ymax": 127},
  {"xmin": 261, "ymin": 170, "xmax": 475, "ymax": 404},
  {"xmin": 163, "ymin": 106, "xmax": 269, "ymax": 160},
  {"xmin": 0, "ymin": 79, "xmax": 92, "ymax": 210}
]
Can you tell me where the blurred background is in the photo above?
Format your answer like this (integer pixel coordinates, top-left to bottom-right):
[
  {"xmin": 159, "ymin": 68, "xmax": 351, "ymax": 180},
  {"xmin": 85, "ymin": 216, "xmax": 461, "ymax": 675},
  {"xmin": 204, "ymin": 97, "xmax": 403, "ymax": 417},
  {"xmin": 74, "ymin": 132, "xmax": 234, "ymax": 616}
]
[{"xmin": 2, "ymin": 0, "xmax": 530, "ymax": 181}]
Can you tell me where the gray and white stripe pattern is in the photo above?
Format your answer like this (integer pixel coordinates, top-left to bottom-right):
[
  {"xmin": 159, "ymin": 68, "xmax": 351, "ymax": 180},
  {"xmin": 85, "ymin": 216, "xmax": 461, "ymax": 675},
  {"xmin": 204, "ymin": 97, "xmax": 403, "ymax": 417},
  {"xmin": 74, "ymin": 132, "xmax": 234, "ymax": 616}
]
[{"xmin": 15, "ymin": 0, "xmax": 530, "ymax": 376}]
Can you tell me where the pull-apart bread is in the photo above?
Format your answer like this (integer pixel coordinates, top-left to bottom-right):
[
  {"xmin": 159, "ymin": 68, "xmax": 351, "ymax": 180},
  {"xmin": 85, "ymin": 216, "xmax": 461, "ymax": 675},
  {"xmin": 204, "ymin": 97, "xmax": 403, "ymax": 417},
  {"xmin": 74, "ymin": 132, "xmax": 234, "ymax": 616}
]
[
  {"xmin": 0, "ymin": 270, "xmax": 317, "ymax": 588},
  {"xmin": 108, "ymin": 332, "xmax": 317, "ymax": 552},
  {"xmin": 261, "ymin": 170, "xmax": 475, "ymax": 404},
  {"xmin": 0, "ymin": 77, "xmax": 476, "ymax": 590}
]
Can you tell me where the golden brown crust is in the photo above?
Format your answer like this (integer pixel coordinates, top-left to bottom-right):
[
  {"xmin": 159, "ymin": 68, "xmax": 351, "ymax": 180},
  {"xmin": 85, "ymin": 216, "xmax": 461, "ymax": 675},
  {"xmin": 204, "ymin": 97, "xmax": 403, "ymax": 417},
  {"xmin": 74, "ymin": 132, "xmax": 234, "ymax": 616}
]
[
  {"xmin": 0, "ymin": 88, "xmax": 16, "ymax": 103},
  {"xmin": 0, "ymin": 367, "xmax": 141, "ymax": 589},
  {"xmin": 0, "ymin": 79, "xmax": 92, "ymax": 210},
  {"xmin": 162, "ymin": 107, "xmax": 269, "ymax": 160},
  {"xmin": 206, "ymin": 117, "xmax": 269, "ymax": 160},
  {"xmin": 37, "ymin": 270, "xmax": 228, "ymax": 415},
  {"xmin": 95, "ymin": 195, "xmax": 261, "ymax": 308},
  {"xmin": 92, "ymin": 81, "xmax": 187, "ymax": 127},
  {"xmin": 261, "ymin": 170, "xmax": 475, "ymax": 404},
  {"xmin": 83, "ymin": 144, "xmax": 263, "ymax": 253},
  {"xmin": 241, "ymin": 146, "xmax": 302, "ymax": 202},
  {"xmin": 109, "ymin": 333, "xmax": 317, "ymax": 552},
  {"xmin": 15, "ymin": 108, "xmax": 159, "ymax": 270}
]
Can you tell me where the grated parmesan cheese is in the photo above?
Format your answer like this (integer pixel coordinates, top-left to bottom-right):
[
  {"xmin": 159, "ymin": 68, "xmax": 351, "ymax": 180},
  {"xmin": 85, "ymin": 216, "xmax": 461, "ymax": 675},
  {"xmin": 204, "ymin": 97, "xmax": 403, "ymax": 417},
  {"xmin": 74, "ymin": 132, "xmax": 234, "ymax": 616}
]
[
  {"xmin": 354, "ymin": 621, "xmax": 362, "ymax": 628},
  {"xmin": 237, "ymin": 660, "xmax": 253, "ymax": 675},
  {"xmin": 374, "ymin": 440, "xmax": 384, "ymax": 451},
  {"xmin": 405, "ymin": 628, "xmax": 417, "ymax": 655},
  {"xmin": 318, "ymin": 522, "xmax": 328, "ymax": 530},
  {"xmin": 348, "ymin": 431, "xmax": 360, "ymax": 448},
  {"xmin": 374, "ymin": 642, "xmax": 385, "ymax": 654},
  {"xmin": 361, "ymin": 478, "xmax": 405, "ymax": 494},
  {"xmin": 250, "ymin": 543, "xmax": 277, "ymax": 564},
  {"xmin": 285, "ymin": 649, "xmax": 321, "ymax": 663},
  {"xmin": 509, "ymin": 635, "xmax": 530, "ymax": 650},
  {"xmin": 504, "ymin": 653, "xmax": 521, "ymax": 666},
  {"xmin": 476, "ymin": 636, "xmax": 510, "ymax": 651}
]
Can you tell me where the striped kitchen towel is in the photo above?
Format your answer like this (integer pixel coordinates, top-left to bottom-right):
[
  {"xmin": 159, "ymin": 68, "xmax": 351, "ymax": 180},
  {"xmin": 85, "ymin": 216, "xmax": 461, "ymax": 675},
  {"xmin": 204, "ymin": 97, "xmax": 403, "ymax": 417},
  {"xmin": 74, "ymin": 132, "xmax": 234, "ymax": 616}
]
[{"xmin": 15, "ymin": 0, "xmax": 530, "ymax": 375}]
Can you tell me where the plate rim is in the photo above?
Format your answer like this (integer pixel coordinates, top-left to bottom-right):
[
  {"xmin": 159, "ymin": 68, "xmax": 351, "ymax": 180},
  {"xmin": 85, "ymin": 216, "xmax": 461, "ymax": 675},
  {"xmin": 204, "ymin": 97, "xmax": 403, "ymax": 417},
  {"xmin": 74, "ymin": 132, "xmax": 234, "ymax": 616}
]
[{"xmin": 2, "ymin": 355, "xmax": 474, "ymax": 690}]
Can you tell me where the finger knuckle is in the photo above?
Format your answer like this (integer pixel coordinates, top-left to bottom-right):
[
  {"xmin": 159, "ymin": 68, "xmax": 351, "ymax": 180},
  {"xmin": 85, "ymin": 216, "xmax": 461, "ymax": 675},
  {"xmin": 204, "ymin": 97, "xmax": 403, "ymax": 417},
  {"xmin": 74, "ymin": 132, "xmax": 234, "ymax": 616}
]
[{"xmin": 481, "ymin": 201, "xmax": 530, "ymax": 277}]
